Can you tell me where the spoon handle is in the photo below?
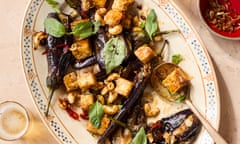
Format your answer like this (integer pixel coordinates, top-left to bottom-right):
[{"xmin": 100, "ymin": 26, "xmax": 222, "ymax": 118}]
[{"xmin": 185, "ymin": 99, "xmax": 228, "ymax": 144}]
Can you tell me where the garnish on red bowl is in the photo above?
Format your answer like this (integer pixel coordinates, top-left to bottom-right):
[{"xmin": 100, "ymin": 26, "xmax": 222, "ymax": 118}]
[{"xmin": 198, "ymin": 0, "xmax": 240, "ymax": 39}]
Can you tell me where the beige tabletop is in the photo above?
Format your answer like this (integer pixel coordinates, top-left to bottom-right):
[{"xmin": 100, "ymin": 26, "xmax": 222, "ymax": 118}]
[{"xmin": 0, "ymin": 0, "xmax": 239, "ymax": 144}]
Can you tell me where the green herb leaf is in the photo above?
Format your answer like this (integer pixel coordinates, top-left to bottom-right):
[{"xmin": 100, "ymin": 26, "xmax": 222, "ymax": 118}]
[
  {"xmin": 172, "ymin": 54, "xmax": 183, "ymax": 65},
  {"xmin": 104, "ymin": 37, "xmax": 126, "ymax": 74},
  {"xmin": 145, "ymin": 9, "xmax": 159, "ymax": 40},
  {"xmin": 118, "ymin": 105, "xmax": 123, "ymax": 110},
  {"xmin": 138, "ymin": 21, "xmax": 146, "ymax": 29},
  {"xmin": 175, "ymin": 95, "xmax": 186, "ymax": 102},
  {"xmin": 72, "ymin": 21, "xmax": 100, "ymax": 39},
  {"xmin": 132, "ymin": 127, "xmax": 147, "ymax": 144},
  {"xmin": 109, "ymin": 118, "xmax": 131, "ymax": 130},
  {"xmin": 44, "ymin": 18, "xmax": 66, "ymax": 38},
  {"xmin": 89, "ymin": 101, "xmax": 104, "ymax": 128},
  {"xmin": 46, "ymin": 0, "xmax": 60, "ymax": 13}
]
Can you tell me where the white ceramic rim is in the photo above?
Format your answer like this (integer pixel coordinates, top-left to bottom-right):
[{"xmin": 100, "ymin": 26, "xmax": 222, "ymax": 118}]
[{"xmin": 20, "ymin": 0, "xmax": 221, "ymax": 143}]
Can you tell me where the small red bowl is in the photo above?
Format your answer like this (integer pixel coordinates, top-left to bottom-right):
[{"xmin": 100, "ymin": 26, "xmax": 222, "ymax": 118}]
[{"xmin": 198, "ymin": 0, "xmax": 240, "ymax": 40}]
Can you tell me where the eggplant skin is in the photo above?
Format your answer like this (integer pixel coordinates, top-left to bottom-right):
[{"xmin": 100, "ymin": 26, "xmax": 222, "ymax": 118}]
[
  {"xmin": 162, "ymin": 109, "xmax": 193, "ymax": 132},
  {"xmin": 177, "ymin": 114, "xmax": 201, "ymax": 142},
  {"xmin": 149, "ymin": 109, "xmax": 201, "ymax": 144},
  {"xmin": 94, "ymin": 28, "xmax": 108, "ymax": 70},
  {"xmin": 45, "ymin": 13, "xmax": 74, "ymax": 89}
]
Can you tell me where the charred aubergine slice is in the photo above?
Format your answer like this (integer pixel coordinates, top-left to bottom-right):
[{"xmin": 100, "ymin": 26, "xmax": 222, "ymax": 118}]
[
  {"xmin": 148, "ymin": 109, "xmax": 201, "ymax": 144},
  {"xmin": 44, "ymin": 12, "xmax": 74, "ymax": 116}
]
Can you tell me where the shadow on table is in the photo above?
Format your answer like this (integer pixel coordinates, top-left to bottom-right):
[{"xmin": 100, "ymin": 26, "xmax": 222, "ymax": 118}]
[
  {"xmin": 22, "ymin": 113, "xmax": 57, "ymax": 144},
  {"xmin": 211, "ymin": 57, "xmax": 235, "ymax": 144},
  {"xmin": 212, "ymin": 36, "xmax": 240, "ymax": 61}
]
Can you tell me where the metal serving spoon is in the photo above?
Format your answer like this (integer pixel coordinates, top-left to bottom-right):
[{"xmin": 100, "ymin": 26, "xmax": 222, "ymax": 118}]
[{"xmin": 151, "ymin": 63, "xmax": 228, "ymax": 144}]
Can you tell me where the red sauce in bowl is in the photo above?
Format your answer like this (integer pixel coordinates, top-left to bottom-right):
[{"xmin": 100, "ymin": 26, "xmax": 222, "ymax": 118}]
[{"xmin": 200, "ymin": 0, "xmax": 240, "ymax": 38}]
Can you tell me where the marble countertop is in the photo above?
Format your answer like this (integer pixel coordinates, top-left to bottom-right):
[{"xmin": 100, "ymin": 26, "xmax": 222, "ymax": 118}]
[{"xmin": 0, "ymin": 0, "xmax": 239, "ymax": 143}]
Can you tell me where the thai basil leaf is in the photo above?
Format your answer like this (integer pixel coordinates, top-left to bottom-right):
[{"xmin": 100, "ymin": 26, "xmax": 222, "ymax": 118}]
[
  {"xmin": 46, "ymin": 0, "xmax": 60, "ymax": 13},
  {"xmin": 172, "ymin": 54, "xmax": 183, "ymax": 65},
  {"xmin": 103, "ymin": 37, "xmax": 126, "ymax": 74},
  {"xmin": 138, "ymin": 21, "xmax": 146, "ymax": 29},
  {"xmin": 89, "ymin": 101, "xmax": 104, "ymax": 128},
  {"xmin": 44, "ymin": 18, "xmax": 66, "ymax": 38},
  {"xmin": 145, "ymin": 9, "xmax": 159, "ymax": 40},
  {"xmin": 72, "ymin": 21, "xmax": 100, "ymax": 39},
  {"xmin": 175, "ymin": 95, "xmax": 186, "ymax": 103},
  {"xmin": 44, "ymin": 18, "xmax": 100, "ymax": 39},
  {"xmin": 109, "ymin": 118, "xmax": 130, "ymax": 129},
  {"xmin": 132, "ymin": 127, "xmax": 147, "ymax": 144}
]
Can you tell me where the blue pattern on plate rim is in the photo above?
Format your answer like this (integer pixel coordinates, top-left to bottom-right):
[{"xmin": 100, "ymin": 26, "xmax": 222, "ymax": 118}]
[
  {"xmin": 161, "ymin": 3, "xmax": 218, "ymax": 144},
  {"xmin": 22, "ymin": 0, "xmax": 74, "ymax": 143},
  {"xmin": 21, "ymin": 0, "xmax": 219, "ymax": 144}
]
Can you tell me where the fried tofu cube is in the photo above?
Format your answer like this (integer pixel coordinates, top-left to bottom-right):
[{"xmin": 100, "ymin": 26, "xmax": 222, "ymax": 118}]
[
  {"xmin": 114, "ymin": 77, "xmax": 134, "ymax": 97},
  {"xmin": 104, "ymin": 9, "xmax": 123, "ymax": 27},
  {"xmin": 92, "ymin": 0, "xmax": 107, "ymax": 8},
  {"xmin": 78, "ymin": 94, "xmax": 94, "ymax": 111},
  {"xmin": 134, "ymin": 45, "xmax": 156, "ymax": 64},
  {"xmin": 67, "ymin": 91, "xmax": 80, "ymax": 104},
  {"xmin": 112, "ymin": 0, "xmax": 135, "ymax": 11},
  {"xmin": 78, "ymin": 72, "xmax": 97, "ymax": 91},
  {"xmin": 63, "ymin": 72, "xmax": 79, "ymax": 92},
  {"xmin": 70, "ymin": 39, "xmax": 92, "ymax": 61},
  {"xmin": 162, "ymin": 68, "xmax": 190, "ymax": 94},
  {"xmin": 87, "ymin": 115, "xmax": 110, "ymax": 135}
]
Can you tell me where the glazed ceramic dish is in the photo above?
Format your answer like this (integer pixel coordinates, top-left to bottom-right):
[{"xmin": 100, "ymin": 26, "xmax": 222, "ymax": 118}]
[
  {"xmin": 197, "ymin": 0, "xmax": 240, "ymax": 40},
  {"xmin": 21, "ymin": 0, "xmax": 220, "ymax": 143}
]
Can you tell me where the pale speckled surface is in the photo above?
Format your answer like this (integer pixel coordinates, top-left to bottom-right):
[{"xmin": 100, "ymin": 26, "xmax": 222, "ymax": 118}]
[{"xmin": 0, "ymin": 0, "xmax": 239, "ymax": 144}]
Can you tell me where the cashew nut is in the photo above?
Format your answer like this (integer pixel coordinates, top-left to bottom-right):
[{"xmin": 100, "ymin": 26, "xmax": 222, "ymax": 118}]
[
  {"xmin": 96, "ymin": 94, "xmax": 105, "ymax": 105},
  {"xmin": 101, "ymin": 86, "xmax": 109, "ymax": 95},
  {"xmin": 96, "ymin": 8, "xmax": 107, "ymax": 16},
  {"xmin": 58, "ymin": 99, "xmax": 68, "ymax": 110},
  {"xmin": 107, "ymin": 91, "xmax": 118, "ymax": 104},
  {"xmin": 144, "ymin": 103, "xmax": 160, "ymax": 117},
  {"xmin": 153, "ymin": 35, "xmax": 163, "ymax": 42},
  {"xmin": 94, "ymin": 13, "xmax": 105, "ymax": 26},
  {"xmin": 107, "ymin": 82, "xmax": 115, "ymax": 91},
  {"xmin": 34, "ymin": 31, "xmax": 48, "ymax": 47},
  {"xmin": 106, "ymin": 73, "xmax": 120, "ymax": 82},
  {"xmin": 109, "ymin": 24, "xmax": 123, "ymax": 35},
  {"xmin": 103, "ymin": 105, "xmax": 119, "ymax": 115},
  {"xmin": 132, "ymin": 26, "xmax": 142, "ymax": 32},
  {"xmin": 133, "ymin": 16, "xmax": 140, "ymax": 26}
]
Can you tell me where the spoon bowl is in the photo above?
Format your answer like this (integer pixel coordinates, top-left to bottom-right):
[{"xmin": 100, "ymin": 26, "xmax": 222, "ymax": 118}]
[
  {"xmin": 151, "ymin": 63, "xmax": 228, "ymax": 144},
  {"xmin": 151, "ymin": 63, "xmax": 190, "ymax": 102}
]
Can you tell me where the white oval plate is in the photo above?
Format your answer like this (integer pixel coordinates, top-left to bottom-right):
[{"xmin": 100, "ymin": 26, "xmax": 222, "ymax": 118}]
[{"xmin": 21, "ymin": 0, "xmax": 220, "ymax": 144}]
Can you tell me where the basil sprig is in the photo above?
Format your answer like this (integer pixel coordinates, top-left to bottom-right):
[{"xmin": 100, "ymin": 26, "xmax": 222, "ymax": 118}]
[
  {"xmin": 72, "ymin": 21, "xmax": 100, "ymax": 39},
  {"xmin": 44, "ymin": 18, "xmax": 66, "ymax": 38},
  {"xmin": 44, "ymin": 18, "xmax": 100, "ymax": 38},
  {"xmin": 175, "ymin": 95, "xmax": 186, "ymax": 102},
  {"xmin": 103, "ymin": 37, "xmax": 126, "ymax": 74},
  {"xmin": 145, "ymin": 9, "xmax": 159, "ymax": 40},
  {"xmin": 132, "ymin": 127, "xmax": 147, "ymax": 144},
  {"xmin": 46, "ymin": 0, "xmax": 60, "ymax": 13},
  {"xmin": 89, "ymin": 101, "xmax": 104, "ymax": 128},
  {"xmin": 172, "ymin": 54, "xmax": 183, "ymax": 65}
]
